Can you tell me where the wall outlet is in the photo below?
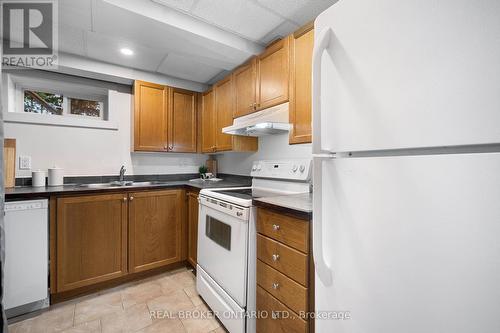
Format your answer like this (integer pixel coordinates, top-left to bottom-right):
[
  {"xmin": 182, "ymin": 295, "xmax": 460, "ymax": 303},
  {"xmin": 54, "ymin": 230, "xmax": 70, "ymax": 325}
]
[{"xmin": 19, "ymin": 155, "xmax": 32, "ymax": 170}]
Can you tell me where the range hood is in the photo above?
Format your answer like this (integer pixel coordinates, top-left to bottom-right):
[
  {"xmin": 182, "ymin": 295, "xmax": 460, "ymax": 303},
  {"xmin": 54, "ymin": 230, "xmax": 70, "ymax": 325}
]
[{"xmin": 222, "ymin": 102, "xmax": 291, "ymax": 137}]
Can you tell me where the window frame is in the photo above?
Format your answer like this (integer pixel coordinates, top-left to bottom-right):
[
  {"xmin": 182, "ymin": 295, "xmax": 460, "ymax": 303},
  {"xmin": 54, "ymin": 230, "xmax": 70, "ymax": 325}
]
[{"xmin": 3, "ymin": 73, "xmax": 118, "ymax": 130}]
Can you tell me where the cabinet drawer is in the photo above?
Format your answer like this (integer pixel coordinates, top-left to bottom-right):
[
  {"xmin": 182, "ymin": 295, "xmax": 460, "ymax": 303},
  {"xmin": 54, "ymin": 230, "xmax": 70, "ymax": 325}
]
[
  {"xmin": 256, "ymin": 286, "xmax": 307, "ymax": 333},
  {"xmin": 257, "ymin": 260, "xmax": 308, "ymax": 315},
  {"xmin": 257, "ymin": 234, "xmax": 308, "ymax": 286},
  {"xmin": 257, "ymin": 208, "xmax": 309, "ymax": 253}
]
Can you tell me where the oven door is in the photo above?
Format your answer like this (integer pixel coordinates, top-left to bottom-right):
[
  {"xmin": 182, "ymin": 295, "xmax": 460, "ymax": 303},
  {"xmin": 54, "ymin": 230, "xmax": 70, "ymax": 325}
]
[{"xmin": 197, "ymin": 195, "xmax": 249, "ymax": 308}]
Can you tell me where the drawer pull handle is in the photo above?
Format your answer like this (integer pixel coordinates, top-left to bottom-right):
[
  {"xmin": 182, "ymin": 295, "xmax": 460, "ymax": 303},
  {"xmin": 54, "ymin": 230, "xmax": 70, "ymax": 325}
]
[
  {"xmin": 272, "ymin": 254, "xmax": 280, "ymax": 262},
  {"xmin": 272, "ymin": 282, "xmax": 279, "ymax": 290},
  {"xmin": 272, "ymin": 224, "xmax": 280, "ymax": 231}
]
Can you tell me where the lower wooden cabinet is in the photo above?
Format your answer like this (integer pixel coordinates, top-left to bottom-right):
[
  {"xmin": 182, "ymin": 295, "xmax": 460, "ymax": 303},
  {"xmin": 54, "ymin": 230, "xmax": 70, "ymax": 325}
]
[
  {"xmin": 187, "ymin": 191, "xmax": 199, "ymax": 267},
  {"xmin": 56, "ymin": 194, "xmax": 128, "ymax": 292},
  {"xmin": 54, "ymin": 189, "xmax": 187, "ymax": 294},
  {"xmin": 256, "ymin": 207, "xmax": 312, "ymax": 333},
  {"xmin": 128, "ymin": 189, "xmax": 185, "ymax": 273},
  {"xmin": 256, "ymin": 286, "xmax": 308, "ymax": 333}
]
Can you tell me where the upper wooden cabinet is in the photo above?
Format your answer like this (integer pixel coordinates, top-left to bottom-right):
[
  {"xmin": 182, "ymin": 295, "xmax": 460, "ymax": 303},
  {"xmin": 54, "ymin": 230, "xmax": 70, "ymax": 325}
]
[
  {"xmin": 128, "ymin": 189, "xmax": 185, "ymax": 273},
  {"xmin": 233, "ymin": 58, "xmax": 257, "ymax": 118},
  {"xmin": 168, "ymin": 88, "xmax": 197, "ymax": 152},
  {"xmin": 257, "ymin": 37, "xmax": 290, "ymax": 110},
  {"xmin": 134, "ymin": 81, "xmax": 168, "ymax": 152},
  {"xmin": 201, "ymin": 89, "xmax": 216, "ymax": 153},
  {"xmin": 212, "ymin": 75, "xmax": 258, "ymax": 152},
  {"xmin": 56, "ymin": 193, "xmax": 128, "ymax": 292},
  {"xmin": 214, "ymin": 76, "xmax": 234, "ymax": 152},
  {"xmin": 134, "ymin": 81, "xmax": 198, "ymax": 153},
  {"xmin": 289, "ymin": 25, "xmax": 314, "ymax": 144}
]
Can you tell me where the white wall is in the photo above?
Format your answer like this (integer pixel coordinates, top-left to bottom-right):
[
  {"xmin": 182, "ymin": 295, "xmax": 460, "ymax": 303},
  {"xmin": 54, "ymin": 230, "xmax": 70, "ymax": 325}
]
[
  {"xmin": 5, "ymin": 89, "xmax": 207, "ymax": 178},
  {"xmin": 56, "ymin": 53, "xmax": 208, "ymax": 92},
  {"xmin": 217, "ymin": 134, "xmax": 312, "ymax": 176}
]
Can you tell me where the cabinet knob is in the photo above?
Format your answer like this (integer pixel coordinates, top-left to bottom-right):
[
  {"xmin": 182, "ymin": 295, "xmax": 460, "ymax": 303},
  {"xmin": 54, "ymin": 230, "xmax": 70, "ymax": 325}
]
[
  {"xmin": 122, "ymin": 197, "xmax": 127, "ymax": 202},
  {"xmin": 236, "ymin": 211, "xmax": 243, "ymax": 217},
  {"xmin": 272, "ymin": 254, "xmax": 280, "ymax": 262},
  {"xmin": 272, "ymin": 224, "xmax": 280, "ymax": 231},
  {"xmin": 272, "ymin": 282, "xmax": 279, "ymax": 290},
  {"xmin": 129, "ymin": 196, "xmax": 134, "ymax": 201}
]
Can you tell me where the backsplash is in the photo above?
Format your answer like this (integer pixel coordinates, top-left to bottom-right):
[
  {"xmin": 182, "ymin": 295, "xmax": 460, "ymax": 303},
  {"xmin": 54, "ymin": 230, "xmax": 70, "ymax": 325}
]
[{"xmin": 15, "ymin": 173, "xmax": 252, "ymax": 187}]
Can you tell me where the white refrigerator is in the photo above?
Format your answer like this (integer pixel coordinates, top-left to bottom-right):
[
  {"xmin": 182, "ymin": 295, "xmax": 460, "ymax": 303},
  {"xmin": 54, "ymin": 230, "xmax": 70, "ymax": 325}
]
[{"xmin": 312, "ymin": 0, "xmax": 500, "ymax": 332}]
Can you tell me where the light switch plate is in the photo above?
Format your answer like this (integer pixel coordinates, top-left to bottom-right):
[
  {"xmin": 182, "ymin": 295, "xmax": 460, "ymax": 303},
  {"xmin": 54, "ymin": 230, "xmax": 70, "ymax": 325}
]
[{"xmin": 19, "ymin": 155, "xmax": 31, "ymax": 170}]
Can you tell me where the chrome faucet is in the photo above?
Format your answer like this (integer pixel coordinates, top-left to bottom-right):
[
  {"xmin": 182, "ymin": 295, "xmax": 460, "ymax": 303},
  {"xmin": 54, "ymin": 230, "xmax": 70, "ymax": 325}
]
[{"xmin": 119, "ymin": 165, "xmax": 126, "ymax": 182}]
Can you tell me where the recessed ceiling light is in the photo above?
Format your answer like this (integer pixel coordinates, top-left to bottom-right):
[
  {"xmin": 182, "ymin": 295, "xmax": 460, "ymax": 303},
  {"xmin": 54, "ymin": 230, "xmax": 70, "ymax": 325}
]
[{"xmin": 120, "ymin": 48, "xmax": 134, "ymax": 56}]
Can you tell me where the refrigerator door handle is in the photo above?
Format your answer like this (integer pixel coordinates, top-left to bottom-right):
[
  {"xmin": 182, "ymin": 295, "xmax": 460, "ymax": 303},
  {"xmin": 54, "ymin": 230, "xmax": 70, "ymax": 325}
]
[
  {"xmin": 312, "ymin": 27, "xmax": 333, "ymax": 155},
  {"xmin": 313, "ymin": 157, "xmax": 333, "ymax": 286}
]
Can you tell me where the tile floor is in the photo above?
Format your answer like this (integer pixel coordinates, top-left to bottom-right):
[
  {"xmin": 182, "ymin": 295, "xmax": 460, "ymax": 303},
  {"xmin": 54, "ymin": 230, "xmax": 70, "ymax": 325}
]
[{"xmin": 9, "ymin": 268, "xmax": 227, "ymax": 333}]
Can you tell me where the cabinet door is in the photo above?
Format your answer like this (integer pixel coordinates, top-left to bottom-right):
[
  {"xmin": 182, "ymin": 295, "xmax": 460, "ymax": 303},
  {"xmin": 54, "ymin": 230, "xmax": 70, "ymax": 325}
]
[
  {"xmin": 128, "ymin": 189, "xmax": 184, "ymax": 273},
  {"xmin": 289, "ymin": 26, "xmax": 314, "ymax": 144},
  {"xmin": 187, "ymin": 191, "xmax": 199, "ymax": 267},
  {"xmin": 134, "ymin": 80, "xmax": 168, "ymax": 151},
  {"xmin": 214, "ymin": 76, "xmax": 234, "ymax": 151},
  {"xmin": 169, "ymin": 88, "xmax": 197, "ymax": 152},
  {"xmin": 257, "ymin": 37, "xmax": 290, "ymax": 110},
  {"xmin": 233, "ymin": 58, "xmax": 257, "ymax": 118},
  {"xmin": 56, "ymin": 194, "xmax": 128, "ymax": 292},
  {"xmin": 201, "ymin": 89, "xmax": 216, "ymax": 153}
]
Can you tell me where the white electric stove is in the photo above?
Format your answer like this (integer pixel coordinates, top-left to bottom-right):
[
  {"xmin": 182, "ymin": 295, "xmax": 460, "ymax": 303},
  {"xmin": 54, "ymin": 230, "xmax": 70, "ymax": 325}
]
[{"xmin": 196, "ymin": 159, "xmax": 311, "ymax": 333}]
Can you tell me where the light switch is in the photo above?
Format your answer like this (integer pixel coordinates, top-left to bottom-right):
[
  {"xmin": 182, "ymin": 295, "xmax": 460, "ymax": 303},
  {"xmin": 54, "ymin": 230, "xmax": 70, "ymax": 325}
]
[{"xmin": 19, "ymin": 156, "xmax": 31, "ymax": 170}]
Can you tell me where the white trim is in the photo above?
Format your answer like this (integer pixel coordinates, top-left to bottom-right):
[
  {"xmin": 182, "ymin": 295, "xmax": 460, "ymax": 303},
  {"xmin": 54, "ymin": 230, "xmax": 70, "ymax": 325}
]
[
  {"xmin": 3, "ymin": 72, "xmax": 117, "ymax": 130},
  {"xmin": 3, "ymin": 111, "xmax": 118, "ymax": 130}
]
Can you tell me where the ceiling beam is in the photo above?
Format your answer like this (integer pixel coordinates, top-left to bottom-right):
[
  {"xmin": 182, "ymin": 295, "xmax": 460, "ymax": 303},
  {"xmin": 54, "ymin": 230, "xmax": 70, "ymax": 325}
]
[{"xmin": 99, "ymin": 0, "xmax": 264, "ymax": 69}]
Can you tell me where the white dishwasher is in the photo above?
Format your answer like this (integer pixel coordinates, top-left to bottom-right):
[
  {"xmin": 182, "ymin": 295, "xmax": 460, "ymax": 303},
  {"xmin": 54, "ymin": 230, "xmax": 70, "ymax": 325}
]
[{"xmin": 4, "ymin": 199, "xmax": 49, "ymax": 318}]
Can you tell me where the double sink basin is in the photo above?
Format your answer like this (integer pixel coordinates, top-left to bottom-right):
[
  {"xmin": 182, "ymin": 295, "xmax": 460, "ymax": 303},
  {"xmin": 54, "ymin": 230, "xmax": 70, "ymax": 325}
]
[{"xmin": 79, "ymin": 181, "xmax": 172, "ymax": 188}]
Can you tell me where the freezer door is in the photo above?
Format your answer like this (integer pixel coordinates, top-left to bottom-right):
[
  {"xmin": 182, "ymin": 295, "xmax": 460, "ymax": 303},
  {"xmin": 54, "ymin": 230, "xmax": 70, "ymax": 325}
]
[
  {"xmin": 313, "ymin": 0, "xmax": 500, "ymax": 153},
  {"xmin": 314, "ymin": 153, "xmax": 500, "ymax": 332}
]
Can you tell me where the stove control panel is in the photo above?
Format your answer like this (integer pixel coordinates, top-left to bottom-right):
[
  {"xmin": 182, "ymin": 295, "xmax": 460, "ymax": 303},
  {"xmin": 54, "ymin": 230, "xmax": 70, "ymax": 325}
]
[{"xmin": 250, "ymin": 159, "xmax": 311, "ymax": 181}]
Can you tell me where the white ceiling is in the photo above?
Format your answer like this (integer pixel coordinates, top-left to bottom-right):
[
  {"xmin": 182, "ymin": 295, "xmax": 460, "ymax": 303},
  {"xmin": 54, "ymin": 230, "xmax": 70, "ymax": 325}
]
[{"xmin": 57, "ymin": 0, "xmax": 337, "ymax": 84}]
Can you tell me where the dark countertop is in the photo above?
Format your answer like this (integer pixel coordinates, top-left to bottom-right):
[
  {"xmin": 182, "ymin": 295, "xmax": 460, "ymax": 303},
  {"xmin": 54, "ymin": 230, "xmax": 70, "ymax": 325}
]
[
  {"xmin": 5, "ymin": 178, "xmax": 251, "ymax": 200},
  {"xmin": 253, "ymin": 192, "xmax": 312, "ymax": 220}
]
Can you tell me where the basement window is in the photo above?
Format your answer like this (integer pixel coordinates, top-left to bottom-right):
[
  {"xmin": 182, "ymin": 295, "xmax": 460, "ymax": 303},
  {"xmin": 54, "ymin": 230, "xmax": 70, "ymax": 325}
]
[
  {"xmin": 23, "ymin": 90, "xmax": 104, "ymax": 119},
  {"xmin": 3, "ymin": 71, "xmax": 118, "ymax": 130}
]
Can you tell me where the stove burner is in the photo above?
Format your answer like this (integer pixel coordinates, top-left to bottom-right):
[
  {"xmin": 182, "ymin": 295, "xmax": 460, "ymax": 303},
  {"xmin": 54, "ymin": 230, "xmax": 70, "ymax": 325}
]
[{"xmin": 214, "ymin": 188, "xmax": 255, "ymax": 200}]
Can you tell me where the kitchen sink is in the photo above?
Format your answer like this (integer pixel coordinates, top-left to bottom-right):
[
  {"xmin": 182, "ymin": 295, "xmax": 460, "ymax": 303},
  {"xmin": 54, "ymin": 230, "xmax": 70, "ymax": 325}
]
[{"xmin": 79, "ymin": 181, "xmax": 169, "ymax": 188}]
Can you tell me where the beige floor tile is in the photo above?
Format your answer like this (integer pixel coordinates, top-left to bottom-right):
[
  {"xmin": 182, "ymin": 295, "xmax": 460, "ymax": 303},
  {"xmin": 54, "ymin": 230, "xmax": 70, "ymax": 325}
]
[
  {"xmin": 121, "ymin": 281, "xmax": 163, "ymax": 309},
  {"xmin": 41, "ymin": 303, "xmax": 76, "ymax": 333},
  {"xmin": 183, "ymin": 286, "xmax": 198, "ymax": 298},
  {"xmin": 180, "ymin": 306, "xmax": 219, "ymax": 333},
  {"xmin": 61, "ymin": 320, "xmax": 100, "ymax": 333},
  {"xmin": 8, "ymin": 317, "xmax": 41, "ymax": 333},
  {"xmin": 101, "ymin": 303, "xmax": 153, "ymax": 333},
  {"xmin": 189, "ymin": 296, "xmax": 204, "ymax": 307},
  {"xmin": 8, "ymin": 303, "xmax": 75, "ymax": 333},
  {"xmin": 211, "ymin": 327, "xmax": 228, "ymax": 333},
  {"xmin": 74, "ymin": 291, "xmax": 123, "ymax": 325},
  {"xmin": 157, "ymin": 275, "xmax": 185, "ymax": 296},
  {"xmin": 147, "ymin": 290, "xmax": 194, "ymax": 314},
  {"xmin": 137, "ymin": 318, "xmax": 185, "ymax": 333},
  {"xmin": 172, "ymin": 271, "xmax": 196, "ymax": 288}
]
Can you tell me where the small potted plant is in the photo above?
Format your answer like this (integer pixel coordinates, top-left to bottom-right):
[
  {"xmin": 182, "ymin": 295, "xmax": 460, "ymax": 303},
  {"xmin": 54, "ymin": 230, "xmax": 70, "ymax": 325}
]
[{"xmin": 199, "ymin": 165, "xmax": 208, "ymax": 180}]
